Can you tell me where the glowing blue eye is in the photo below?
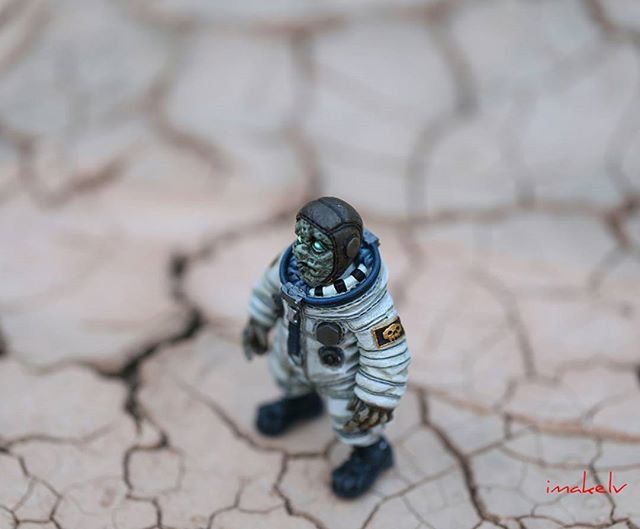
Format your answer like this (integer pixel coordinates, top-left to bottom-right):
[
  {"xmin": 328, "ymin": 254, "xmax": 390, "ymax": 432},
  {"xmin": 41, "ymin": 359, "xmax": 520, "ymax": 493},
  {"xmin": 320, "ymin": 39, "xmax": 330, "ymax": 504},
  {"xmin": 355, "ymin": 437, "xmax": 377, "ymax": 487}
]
[{"xmin": 312, "ymin": 241, "xmax": 325, "ymax": 253}]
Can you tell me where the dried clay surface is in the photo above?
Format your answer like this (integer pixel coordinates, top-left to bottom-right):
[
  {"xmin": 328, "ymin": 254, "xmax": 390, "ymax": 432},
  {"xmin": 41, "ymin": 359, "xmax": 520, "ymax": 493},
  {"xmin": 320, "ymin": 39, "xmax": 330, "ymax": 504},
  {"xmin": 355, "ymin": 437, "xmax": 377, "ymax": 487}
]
[{"xmin": 1, "ymin": 0, "xmax": 640, "ymax": 528}]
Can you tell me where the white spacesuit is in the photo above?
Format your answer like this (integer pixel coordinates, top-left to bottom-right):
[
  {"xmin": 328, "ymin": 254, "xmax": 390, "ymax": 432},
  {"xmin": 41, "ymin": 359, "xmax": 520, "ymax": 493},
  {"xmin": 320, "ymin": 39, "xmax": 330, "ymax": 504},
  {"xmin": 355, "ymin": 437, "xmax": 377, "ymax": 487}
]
[{"xmin": 248, "ymin": 230, "xmax": 410, "ymax": 447}]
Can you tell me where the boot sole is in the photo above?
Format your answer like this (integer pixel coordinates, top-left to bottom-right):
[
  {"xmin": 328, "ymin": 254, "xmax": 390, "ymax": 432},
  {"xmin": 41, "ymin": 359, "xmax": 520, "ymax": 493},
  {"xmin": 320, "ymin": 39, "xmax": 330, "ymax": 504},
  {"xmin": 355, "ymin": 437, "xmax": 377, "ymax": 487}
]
[
  {"xmin": 255, "ymin": 400, "xmax": 324, "ymax": 437},
  {"xmin": 332, "ymin": 447, "xmax": 394, "ymax": 499}
]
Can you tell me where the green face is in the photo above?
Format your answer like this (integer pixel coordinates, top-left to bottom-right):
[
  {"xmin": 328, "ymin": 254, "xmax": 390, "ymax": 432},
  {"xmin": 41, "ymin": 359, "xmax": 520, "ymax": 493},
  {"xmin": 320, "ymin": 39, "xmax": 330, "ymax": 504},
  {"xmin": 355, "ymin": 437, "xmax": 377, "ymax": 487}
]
[{"xmin": 292, "ymin": 219, "xmax": 334, "ymax": 287}]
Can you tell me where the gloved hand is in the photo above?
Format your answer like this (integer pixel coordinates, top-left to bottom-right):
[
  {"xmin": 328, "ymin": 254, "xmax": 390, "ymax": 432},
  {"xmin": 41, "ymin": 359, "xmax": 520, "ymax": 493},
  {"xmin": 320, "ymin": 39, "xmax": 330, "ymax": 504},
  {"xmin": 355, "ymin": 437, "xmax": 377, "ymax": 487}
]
[
  {"xmin": 242, "ymin": 318, "xmax": 270, "ymax": 360},
  {"xmin": 343, "ymin": 396, "xmax": 394, "ymax": 433}
]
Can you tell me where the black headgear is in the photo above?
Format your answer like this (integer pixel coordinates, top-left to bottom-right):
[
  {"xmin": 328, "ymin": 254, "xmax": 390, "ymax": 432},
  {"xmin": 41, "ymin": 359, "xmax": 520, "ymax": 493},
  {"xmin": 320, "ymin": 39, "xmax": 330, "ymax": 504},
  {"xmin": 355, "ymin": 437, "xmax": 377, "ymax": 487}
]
[{"xmin": 296, "ymin": 197, "xmax": 363, "ymax": 283}]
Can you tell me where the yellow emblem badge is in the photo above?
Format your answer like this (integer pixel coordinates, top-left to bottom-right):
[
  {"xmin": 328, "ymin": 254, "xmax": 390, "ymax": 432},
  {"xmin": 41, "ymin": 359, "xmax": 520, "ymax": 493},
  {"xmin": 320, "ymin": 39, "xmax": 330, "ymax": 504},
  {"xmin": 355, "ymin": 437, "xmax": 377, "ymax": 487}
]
[{"xmin": 372, "ymin": 317, "xmax": 405, "ymax": 348}]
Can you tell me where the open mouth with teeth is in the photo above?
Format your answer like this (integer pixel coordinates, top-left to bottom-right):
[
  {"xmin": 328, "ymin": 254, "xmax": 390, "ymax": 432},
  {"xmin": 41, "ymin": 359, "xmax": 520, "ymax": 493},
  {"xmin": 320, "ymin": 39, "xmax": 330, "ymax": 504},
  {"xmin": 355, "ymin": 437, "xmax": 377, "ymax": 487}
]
[
  {"xmin": 298, "ymin": 261, "xmax": 320, "ymax": 277},
  {"xmin": 295, "ymin": 257, "xmax": 330, "ymax": 286}
]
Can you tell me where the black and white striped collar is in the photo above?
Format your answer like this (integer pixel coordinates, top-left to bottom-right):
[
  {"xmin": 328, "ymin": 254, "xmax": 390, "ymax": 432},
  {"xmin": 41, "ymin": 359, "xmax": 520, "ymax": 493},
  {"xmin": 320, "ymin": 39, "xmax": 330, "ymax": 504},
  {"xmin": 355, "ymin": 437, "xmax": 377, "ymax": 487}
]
[{"xmin": 308, "ymin": 262, "xmax": 368, "ymax": 298}]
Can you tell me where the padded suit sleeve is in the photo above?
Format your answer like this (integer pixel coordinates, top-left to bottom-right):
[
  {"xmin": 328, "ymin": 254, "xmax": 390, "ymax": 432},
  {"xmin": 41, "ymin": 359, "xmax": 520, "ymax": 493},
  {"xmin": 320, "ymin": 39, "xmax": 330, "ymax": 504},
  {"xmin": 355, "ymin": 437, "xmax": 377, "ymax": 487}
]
[
  {"xmin": 347, "ymin": 291, "xmax": 410, "ymax": 409},
  {"xmin": 247, "ymin": 254, "xmax": 282, "ymax": 328}
]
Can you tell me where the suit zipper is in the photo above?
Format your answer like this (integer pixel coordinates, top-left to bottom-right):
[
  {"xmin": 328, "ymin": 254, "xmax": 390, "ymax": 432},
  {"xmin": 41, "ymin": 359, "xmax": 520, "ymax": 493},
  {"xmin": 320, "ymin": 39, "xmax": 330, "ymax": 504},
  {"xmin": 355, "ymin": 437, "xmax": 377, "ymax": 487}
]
[{"xmin": 281, "ymin": 283, "xmax": 308, "ymax": 377}]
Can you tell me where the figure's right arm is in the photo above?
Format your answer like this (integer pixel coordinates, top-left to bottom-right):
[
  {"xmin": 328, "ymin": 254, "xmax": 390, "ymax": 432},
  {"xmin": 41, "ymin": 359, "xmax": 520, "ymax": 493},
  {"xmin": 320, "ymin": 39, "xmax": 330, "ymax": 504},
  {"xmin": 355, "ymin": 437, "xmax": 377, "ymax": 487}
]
[{"xmin": 243, "ymin": 255, "xmax": 282, "ymax": 360}]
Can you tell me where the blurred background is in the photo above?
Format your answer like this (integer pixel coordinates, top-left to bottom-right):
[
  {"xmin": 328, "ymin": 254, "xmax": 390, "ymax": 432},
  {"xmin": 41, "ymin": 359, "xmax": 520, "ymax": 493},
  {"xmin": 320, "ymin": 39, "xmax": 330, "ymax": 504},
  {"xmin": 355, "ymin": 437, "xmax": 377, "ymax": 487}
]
[{"xmin": 1, "ymin": 1, "xmax": 639, "ymax": 528}]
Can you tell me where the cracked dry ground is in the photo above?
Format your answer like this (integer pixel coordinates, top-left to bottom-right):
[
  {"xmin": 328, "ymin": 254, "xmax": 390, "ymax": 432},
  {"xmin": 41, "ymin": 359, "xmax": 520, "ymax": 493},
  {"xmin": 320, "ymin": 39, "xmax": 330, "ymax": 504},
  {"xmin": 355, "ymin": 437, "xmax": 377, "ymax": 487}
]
[{"xmin": 1, "ymin": 1, "xmax": 640, "ymax": 529}]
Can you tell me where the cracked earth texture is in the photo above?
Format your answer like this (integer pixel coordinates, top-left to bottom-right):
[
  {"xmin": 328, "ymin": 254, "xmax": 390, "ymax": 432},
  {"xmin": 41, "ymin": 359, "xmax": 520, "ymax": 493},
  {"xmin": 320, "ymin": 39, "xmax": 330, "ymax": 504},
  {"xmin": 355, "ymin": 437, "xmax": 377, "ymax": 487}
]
[{"xmin": 1, "ymin": 0, "xmax": 640, "ymax": 528}]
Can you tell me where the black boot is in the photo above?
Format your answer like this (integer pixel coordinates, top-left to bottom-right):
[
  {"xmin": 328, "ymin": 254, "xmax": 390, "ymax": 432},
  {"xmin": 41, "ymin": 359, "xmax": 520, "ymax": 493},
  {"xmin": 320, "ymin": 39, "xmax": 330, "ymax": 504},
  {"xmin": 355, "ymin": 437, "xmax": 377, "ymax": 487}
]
[
  {"xmin": 331, "ymin": 437, "xmax": 393, "ymax": 499},
  {"xmin": 255, "ymin": 392, "xmax": 323, "ymax": 436}
]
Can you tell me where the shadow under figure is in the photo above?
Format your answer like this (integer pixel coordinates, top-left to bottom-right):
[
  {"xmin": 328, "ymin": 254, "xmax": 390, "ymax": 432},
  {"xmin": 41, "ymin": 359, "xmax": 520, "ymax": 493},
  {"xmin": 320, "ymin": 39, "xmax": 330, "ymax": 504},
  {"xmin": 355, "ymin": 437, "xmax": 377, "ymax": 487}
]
[{"xmin": 243, "ymin": 197, "xmax": 410, "ymax": 499}]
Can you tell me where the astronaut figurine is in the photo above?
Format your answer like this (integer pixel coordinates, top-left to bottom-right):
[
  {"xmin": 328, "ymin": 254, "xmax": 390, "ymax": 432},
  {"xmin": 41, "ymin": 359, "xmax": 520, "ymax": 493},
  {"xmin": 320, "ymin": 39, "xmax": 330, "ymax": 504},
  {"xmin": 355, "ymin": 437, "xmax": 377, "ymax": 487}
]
[{"xmin": 242, "ymin": 197, "xmax": 410, "ymax": 498}]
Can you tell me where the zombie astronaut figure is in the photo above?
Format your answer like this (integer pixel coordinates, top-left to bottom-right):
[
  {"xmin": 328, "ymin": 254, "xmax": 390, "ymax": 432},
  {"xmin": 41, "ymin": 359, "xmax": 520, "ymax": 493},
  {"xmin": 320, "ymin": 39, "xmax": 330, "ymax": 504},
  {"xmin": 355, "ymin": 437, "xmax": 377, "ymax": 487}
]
[{"xmin": 243, "ymin": 197, "xmax": 410, "ymax": 498}]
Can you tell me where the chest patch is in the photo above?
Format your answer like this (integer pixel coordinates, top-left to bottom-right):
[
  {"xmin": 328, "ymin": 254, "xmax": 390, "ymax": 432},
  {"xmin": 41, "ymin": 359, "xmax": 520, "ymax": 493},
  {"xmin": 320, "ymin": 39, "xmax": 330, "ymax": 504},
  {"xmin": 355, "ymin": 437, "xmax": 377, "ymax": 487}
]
[{"xmin": 372, "ymin": 317, "xmax": 405, "ymax": 348}]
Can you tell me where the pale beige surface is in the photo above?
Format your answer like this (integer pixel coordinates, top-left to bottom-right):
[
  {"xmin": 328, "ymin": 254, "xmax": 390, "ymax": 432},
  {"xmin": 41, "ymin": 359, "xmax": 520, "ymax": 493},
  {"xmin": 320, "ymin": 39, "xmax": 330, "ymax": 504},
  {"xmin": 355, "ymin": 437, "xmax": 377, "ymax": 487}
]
[{"xmin": 1, "ymin": 1, "xmax": 640, "ymax": 528}]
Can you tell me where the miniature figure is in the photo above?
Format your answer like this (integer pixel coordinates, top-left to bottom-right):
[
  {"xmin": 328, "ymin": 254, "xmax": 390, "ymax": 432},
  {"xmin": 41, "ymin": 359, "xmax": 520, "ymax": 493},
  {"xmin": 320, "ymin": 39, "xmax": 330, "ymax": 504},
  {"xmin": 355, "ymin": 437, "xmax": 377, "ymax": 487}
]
[{"xmin": 243, "ymin": 197, "xmax": 410, "ymax": 498}]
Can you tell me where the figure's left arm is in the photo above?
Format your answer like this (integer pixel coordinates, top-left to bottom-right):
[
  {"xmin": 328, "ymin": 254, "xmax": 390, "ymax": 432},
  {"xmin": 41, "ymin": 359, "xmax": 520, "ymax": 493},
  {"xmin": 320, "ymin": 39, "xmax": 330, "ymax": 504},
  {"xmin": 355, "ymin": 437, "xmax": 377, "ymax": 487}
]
[{"xmin": 344, "ymin": 292, "xmax": 410, "ymax": 431}]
